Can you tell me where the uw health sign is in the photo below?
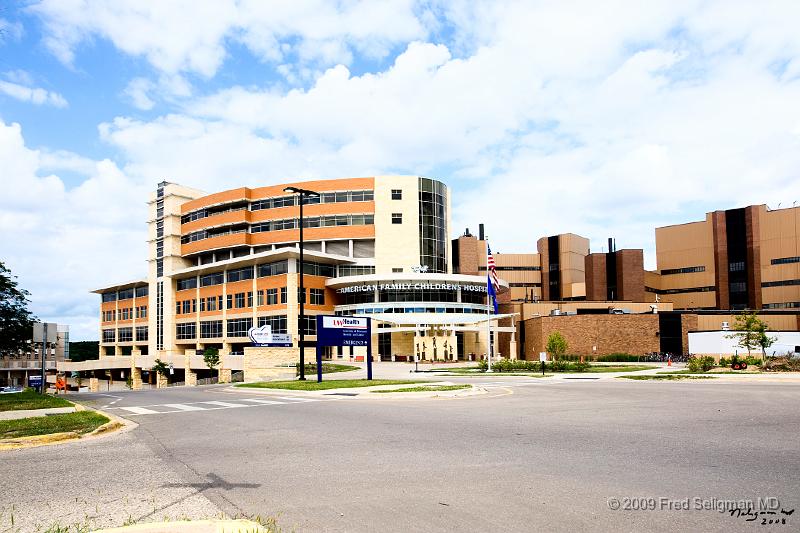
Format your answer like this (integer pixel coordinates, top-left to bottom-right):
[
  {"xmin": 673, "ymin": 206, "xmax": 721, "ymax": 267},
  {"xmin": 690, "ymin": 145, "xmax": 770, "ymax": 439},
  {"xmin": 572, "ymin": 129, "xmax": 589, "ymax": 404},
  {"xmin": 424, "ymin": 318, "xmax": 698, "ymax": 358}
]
[{"xmin": 316, "ymin": 316, "xmax": 372, "ymax": 347}]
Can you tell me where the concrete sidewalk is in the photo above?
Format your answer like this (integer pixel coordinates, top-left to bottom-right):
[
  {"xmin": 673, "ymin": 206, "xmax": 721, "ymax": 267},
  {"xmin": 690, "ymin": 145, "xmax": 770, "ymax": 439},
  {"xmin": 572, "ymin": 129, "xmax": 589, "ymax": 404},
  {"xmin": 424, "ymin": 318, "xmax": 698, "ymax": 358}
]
[{"xmin": 0, "ymin": 406, "xmax": 77, "ymax": 420}]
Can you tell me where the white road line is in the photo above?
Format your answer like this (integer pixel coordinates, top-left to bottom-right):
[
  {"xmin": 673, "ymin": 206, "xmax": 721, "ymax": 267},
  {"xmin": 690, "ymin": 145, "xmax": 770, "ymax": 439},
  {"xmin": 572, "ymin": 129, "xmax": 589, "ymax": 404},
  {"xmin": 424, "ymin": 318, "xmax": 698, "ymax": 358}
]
[
  {"xmin": 200, "ymin": 401, "xmax": 247, "ymax": 408},
  {"xmin": 163, "ymin": 403, "xmax": 207, "ymax": 411},
  {"xmin": 237, "ymin": 398, "xmax": 286, "ymax": 405},
  {"xmin": 119, "ymin": 406, "xmax": 161, "ymax": 415}
]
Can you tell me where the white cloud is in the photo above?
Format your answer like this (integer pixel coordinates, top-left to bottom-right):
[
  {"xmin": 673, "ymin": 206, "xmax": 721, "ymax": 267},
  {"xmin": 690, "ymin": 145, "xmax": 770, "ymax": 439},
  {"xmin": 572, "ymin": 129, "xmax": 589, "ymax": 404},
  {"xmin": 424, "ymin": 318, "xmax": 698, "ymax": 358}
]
[
  {"xmin": 29, "ymin": 0, "xmax": 427, "ymax": 77},
  {"xmin": 0, "ymin": 79, "xmax": 68, "ymax": 107},
  {"xmin": 5, "ymin": 0, "xmax": 800, "ymax": 337},
  {"xmin": 0, "ymin": 121, "xmax": 148, "ymax": 340}
]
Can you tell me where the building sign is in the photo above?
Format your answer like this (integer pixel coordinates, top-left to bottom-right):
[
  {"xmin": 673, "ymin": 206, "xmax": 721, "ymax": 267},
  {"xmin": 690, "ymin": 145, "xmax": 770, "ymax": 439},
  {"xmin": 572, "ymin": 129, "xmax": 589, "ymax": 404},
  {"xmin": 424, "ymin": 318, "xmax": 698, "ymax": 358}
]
[
  {"xmin": 336, "ymin": 282, "xmax": 487, "ymax": 294},
  {"xmin": 28, "ymin": 375, "xmax": 43, "ymax": 388},
  {"xmin": 247, "ymin": 325, "xmax": 293, "ymax": 347},
  {"xmin": 410, "ymin": 265, "xmax": 429, "ymax": 273},
  {"xmin": 317, "ymin": 316, "xmax": 371, "ymax": 346}
]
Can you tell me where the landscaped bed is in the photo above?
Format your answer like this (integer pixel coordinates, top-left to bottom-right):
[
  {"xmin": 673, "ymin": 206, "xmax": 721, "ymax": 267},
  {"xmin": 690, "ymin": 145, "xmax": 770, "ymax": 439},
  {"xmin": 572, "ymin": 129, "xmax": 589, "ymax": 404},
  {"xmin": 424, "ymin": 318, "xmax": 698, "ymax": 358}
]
[
  {"xmin": 371, "ymin": 384, "xmax": 471, "ymax": 393},
  {"xmin": 0, "ymin": 389, "xmax": 73, "ymax": 412},
  {"xmin": 0, "ymin": 411, "xmax": 109, "ymax": 440},
  {"xmin": 618, "ymin": 375, "xmax": 716, "ymax": 381},
  {"xmin": 237, "ymin": 379, "xmax": 430, "ymax": 391},
  {"xmin": 296, "ymin": 363, "xmax": 360, "ymax": 376}
]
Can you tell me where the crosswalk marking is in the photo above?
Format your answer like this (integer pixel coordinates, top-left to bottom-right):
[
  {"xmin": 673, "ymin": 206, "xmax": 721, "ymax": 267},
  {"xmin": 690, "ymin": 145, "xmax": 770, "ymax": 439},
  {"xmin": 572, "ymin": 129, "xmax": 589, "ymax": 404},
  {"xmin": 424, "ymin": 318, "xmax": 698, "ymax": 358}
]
[
  {"xmin": 201, "ymin": 401, "xmax": 247, "ymax": 408},
  {"xmin": 120, "ymin": 406, "xmax": 160, "ymax": 415},
  {"xmin": 238, "ymin": 398, "xmax": 286, "ymax": 405},
  {"xmin": 163, "ymin": 403, "xmax": 207, "ymax": 411}
]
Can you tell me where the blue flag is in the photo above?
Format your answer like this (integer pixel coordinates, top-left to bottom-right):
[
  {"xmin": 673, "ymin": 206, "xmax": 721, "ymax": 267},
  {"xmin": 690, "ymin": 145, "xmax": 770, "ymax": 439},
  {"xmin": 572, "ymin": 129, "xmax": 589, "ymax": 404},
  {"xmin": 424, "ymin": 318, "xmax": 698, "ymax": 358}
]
[{"xmin": 487, "ymin": 274, "xmax": 498, "ymax": 314}]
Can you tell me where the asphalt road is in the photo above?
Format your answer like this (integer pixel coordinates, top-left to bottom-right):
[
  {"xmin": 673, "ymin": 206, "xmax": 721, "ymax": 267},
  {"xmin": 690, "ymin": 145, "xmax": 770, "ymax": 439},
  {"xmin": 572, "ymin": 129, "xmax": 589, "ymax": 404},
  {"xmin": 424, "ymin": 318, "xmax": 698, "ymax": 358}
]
[{"xmin": 3, "ymin": 378, "xmax": 800, "ymax": 532}]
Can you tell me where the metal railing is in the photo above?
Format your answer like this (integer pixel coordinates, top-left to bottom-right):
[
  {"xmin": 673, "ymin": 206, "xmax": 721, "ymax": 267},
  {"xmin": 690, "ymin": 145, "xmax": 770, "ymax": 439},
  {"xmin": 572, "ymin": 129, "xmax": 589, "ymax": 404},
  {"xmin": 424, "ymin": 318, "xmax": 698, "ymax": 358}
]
[{"xmin": 0, "ymin": 361, "xmax": 58, "ymax": 370}]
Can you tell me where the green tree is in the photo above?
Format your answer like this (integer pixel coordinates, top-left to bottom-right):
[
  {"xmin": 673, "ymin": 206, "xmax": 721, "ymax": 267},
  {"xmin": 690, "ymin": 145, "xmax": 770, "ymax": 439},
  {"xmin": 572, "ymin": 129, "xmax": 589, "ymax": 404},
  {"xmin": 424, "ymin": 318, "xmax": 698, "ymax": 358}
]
[
  {"xmin": 755, "ymin": 320, "xmax": 777, "ymax": 359},
  {"xmin": 726, "ymin": 311, "xmax": 770, "ymax": 357},
  {"xmin": 68, "ymin": 341, "xmax": 100, "ymax": 362},
  {"xmin": 203, "ymin": 348, "xmax": 220, "ymax": 380},
  {"xmin": 546, "ymin": 331, "xmax": 568, "ymax": 360},
  {"xmin": 0, "ymin": 261, "xmax": 37, "ymax": 356},
  {"xmin": 152, "ymin": 358, "xmax": 169, "ymax": 378}
]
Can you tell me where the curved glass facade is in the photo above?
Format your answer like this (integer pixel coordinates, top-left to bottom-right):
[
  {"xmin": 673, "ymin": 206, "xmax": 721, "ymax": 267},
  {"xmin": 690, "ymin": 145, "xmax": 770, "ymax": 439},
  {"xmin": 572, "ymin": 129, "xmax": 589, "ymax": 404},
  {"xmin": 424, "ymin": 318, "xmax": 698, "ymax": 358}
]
[{"xmin": 419, "ymin": 178, "xmax": 448, "ymax": 273}]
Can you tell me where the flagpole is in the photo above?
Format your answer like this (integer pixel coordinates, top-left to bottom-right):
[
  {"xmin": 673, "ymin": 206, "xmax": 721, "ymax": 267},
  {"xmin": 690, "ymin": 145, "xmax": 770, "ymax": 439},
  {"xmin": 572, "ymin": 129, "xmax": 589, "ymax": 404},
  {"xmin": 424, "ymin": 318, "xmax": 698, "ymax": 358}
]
[{"xmin": 486, "ymin": 238, "xmax": 492, "ymax": 373}]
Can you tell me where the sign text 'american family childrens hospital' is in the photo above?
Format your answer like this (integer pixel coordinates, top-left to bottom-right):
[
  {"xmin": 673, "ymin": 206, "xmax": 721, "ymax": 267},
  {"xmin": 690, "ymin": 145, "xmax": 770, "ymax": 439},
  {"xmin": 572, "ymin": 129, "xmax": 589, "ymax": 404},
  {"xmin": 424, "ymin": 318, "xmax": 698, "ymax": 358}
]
[{"xmin": 336, "ymin": 283, "xmax": 488, "ymax": 294}]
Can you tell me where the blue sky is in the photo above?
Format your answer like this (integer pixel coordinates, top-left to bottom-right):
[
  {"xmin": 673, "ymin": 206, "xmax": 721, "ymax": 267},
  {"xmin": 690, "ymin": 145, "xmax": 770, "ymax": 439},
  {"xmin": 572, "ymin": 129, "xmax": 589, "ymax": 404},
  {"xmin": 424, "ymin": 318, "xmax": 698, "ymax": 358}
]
[{"xmin": 1, "ymin": 1, "xmax": 800, "ymax": 340}]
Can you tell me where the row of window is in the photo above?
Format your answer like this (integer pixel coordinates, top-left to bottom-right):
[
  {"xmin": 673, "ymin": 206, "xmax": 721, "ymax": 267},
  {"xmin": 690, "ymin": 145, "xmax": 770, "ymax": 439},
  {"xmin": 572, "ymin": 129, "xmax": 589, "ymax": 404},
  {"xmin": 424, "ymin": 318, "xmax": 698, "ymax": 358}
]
[
  {"xmin": 479, "ymin": 266, "xmax": 542, "ymax": 271},
  {"xmin": 645, "ymin": 286, "xmax": 716, "ymax": 295},
  {"xmin": 101, "ymin": 326, "xmax": 148, "ymax": 343},
  {"xmin": 176, "ymin": 288, "xmax": 326, "ymax": 315},
  {"xmin": 761, "ymin": 279, "xmax": 800, "ymax": 288},
  {"xmin": 102, "ymin": 306, "xmax": 147, "ymax": 322},
  {"xmin": 336, "ymin": 306, "xmax": 488, "ymax": 316},
  {"xmin": 180, "ymin": 190, "xmax": 377, "ymax": 225},
  {"xmin": 101, "ymin": 286, "xmax": 148, "ymax": 302},
  {"xmin": 185, "ymin": 260, "xmax": 338, "ymax": 289},
  {"xmin": 175, "ymin": 315, "xmax": 316, "ymax": 339},
  {"xmin": 661, "ymin": 266, "xmax": 706, "ymax": 275},
  {"xmin": 771, "ymin": 256, "xmax": 800, "ymax": 265},
  {"xmin": 763, "ymin": 301, "xmax": 800, "ymax": 309},
  {"xmin": 250, "ymin": 214, "xmax": 375, "ymax": 234}
]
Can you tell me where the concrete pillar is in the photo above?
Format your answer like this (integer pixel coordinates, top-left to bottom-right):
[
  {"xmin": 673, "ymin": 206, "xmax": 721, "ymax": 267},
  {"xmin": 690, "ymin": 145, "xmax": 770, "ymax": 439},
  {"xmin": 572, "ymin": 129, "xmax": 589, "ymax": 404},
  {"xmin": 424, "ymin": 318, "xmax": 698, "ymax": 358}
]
[
  {"xmin": 131, "ymin": 367, "xmax": 142, "ymax": 391},
  {"xmin": 186, "ymin": 370, "xmax": 197, "ymax": 386},
  {"xmin": 219, "ymin": 368, "xmax": 232, "ymax": 383},
  {"xmin": 89, "ymin": 377, "xmax": 100, "ymax": 392},
  {"xmin": 156, "ymin": 373, "xmax": 168, "ymax": 388}
]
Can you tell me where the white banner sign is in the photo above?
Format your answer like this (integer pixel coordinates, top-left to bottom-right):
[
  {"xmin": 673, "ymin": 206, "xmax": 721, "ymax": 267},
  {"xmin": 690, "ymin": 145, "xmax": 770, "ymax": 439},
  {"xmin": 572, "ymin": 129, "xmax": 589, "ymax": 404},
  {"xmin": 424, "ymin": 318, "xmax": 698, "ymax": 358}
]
[{"xmin": 321, "ymin": 316, "xmax": 369, "ymax": 330}]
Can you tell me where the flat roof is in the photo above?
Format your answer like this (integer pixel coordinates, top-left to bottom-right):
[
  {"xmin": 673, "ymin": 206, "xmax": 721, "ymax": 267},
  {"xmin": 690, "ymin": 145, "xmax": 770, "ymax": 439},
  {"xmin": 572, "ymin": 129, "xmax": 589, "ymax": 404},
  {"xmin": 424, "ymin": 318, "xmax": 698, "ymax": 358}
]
[
  {"xmin": 170, "ymin": 247, "xmax": 357, "ymax": 278},
  {"xmin": 91, "ymin": 279, "xmax": 148, "ymax": 294}
]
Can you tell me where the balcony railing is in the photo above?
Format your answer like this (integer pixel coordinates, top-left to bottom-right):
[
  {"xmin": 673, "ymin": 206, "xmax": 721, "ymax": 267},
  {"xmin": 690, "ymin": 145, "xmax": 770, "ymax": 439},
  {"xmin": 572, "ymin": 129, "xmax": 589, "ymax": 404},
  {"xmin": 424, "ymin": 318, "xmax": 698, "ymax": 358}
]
[{"xmin": 0, "ymin": 360, "xmax": 58, "ymax": 370}]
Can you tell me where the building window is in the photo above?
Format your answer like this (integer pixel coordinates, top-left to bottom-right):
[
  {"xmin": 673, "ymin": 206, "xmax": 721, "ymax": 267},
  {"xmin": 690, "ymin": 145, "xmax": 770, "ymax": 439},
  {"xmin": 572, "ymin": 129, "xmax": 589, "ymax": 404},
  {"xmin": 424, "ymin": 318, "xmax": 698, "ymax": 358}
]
[
  {"xmin": 177, "ymin": 277, "xmax": 198, "ymax": 291},
  {"xmin": 200, "ymin": 320, "xmax": 223, "ymax": 338},
  {"xmin": 310, "ymin": 288, "xmax": 325, "ymax": 305},
  {"xmin": 199, "ymin": 298, "xmax": 206, "ymax": 312},
  {"xmin": 266, "ymin": 288, "xmax": 278, "ymax": 305},
  {"xmin": 182, "ymin": 300, "xmax": 191, "ymax": 314},
  {"xmin": 392, "ymin": 267, "xmax": 403, "ymax": 273},
  {"xmin": 207, "ymin": 297, "xmax": 217, "ymax": 312},
  {"xmin": 247, "ymin": 291, "xmax": 253, "ymax": 307},
  {"xmin": 176, "ymin": 323, "xmax": 196, "ymax": 340},
  {"xmin": 257, "ymin": 315, "xmax": 288, "ymax": 334},
  {"xmin": 200, "ymin": 272, "xmax": 224, "ymax": 287},
  {"xmin": 135, "ymin": 286, "xmax": 148, "ymax": 297},
  {"xmin": 257, "ymin": 260, "xmax": 289, "ymax": 277},
  {"xmin": 660, "ymin": 266, "xmax": 706, "ymax": 275},
  {"xmin": 392, "ymin": 213, "xmax": 402, "ymax": 224},
  {"xmin": 235, "ymin": 292, "xmax": 245, "ymax": 308},
  {"xmin": 391, "ymin": 189, "xmax": 402, "ymax": 200},
  {"xmin": 729, "ymin": 261, "xmax": 746, "ymax": 272},
  {"xmin": 257, "ymin": 290, "xmax": 264, "ymax": 306},
  {"xmin": 227, "ymin": 294, "xmax": 233, "ymax": 309},
  {"xmin": 135, "ymin": 326, "xmax": 148, "ymax": 342},
  {"xmin": 118, "ymin": 328, "xmax": 133, "ymax": 342},
  {"xmin": 337, "ymin": 265, "xmax": 376, "ymax": 277},
  {"xmin": 280, "ymin": 287, "xmax": 287, "ymax": 304},
  {"xmin": 771, "ymin": 256, "xmax": 800, "ymax": 265},
  {"xmin": 118, "ymin": 288, "xmax": 134, "ymax": 300},
  {"xmin": 102, "ymin": 329, "xmax": 115, "ymax": 343},
  {"xmin": 301, "ymin": 261, "xmax": 336, "ymax": 277},
  {"xmin": 300, "ymin": 315, "xmax": 317, "ymax": 336},
  {"xmin": 176, "ymin": 301, "xmax": 181, "ymax": 315},
  {"xmin": 227, "ymin": 266, "xmax": 254, "ymax": 283},
  {"xmin": 102, "ymin": 292, "xmax": 117, "ymax": 303},
  {"xmin": 297, "ymin": 287, "xmax": 306, "ymax": 304},
  {"xmin": 227, "ymin": 318, "xmax": 252, "ymax": 338}
]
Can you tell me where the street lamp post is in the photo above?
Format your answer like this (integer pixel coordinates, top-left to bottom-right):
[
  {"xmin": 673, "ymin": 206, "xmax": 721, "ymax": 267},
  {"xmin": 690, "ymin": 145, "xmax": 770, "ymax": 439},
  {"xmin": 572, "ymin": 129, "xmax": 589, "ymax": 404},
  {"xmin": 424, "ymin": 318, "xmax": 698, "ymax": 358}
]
[{"xmin": 284, "ymin": 186, "xmax": 320, "ymax": 380}]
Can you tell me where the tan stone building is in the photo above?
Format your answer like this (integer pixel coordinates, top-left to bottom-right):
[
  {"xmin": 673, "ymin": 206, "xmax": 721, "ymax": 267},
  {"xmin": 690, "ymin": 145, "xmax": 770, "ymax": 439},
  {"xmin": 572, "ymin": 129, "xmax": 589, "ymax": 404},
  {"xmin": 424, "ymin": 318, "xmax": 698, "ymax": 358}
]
[
  {"xmin": 647, "ymin": 204, "xmax": 800, "ymax": 311},
  {"xmin": 1, "ymin": 324, "xmax": 69, "ymax": 388}
]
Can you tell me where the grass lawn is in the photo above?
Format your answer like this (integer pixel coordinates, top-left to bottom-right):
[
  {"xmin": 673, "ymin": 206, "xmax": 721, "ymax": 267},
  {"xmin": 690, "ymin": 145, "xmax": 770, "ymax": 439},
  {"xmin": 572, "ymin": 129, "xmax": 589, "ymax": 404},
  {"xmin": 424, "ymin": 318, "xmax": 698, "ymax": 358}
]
[
  {"xmin": 0, "ymin": 411, "xmax": 109, "ymax": 440},
  {"xmin": 618, "ymin": 375, "xmax": 716, "ymax": 381},
  {"xmin": 439, "ymin": 367, "xmax": 485, "ymax": 374},
  {"xmin": 583, "ymin": 365, "xmax": 656, "ymax": 373},
  {"xmin": 0, "ymin": 390, "xmax": 73, "ymax": 412},
  {"xmin": 297, "ymin": 363, "xmax": 360, "ymax": 375},
  {"xmin": 371, "ymin": 384, "xmax": 471, "ymax": 393},
  {"xmin": 237, "ymin": 379, "xmax": 430, "ymax": 391}
]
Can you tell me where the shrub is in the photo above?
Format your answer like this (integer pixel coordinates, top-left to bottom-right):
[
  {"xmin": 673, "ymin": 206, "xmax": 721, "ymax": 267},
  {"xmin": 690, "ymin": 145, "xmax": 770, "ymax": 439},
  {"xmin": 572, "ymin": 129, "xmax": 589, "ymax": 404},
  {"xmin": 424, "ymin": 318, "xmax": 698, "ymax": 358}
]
[
  {"xmin": 596, "ymin": 353, "xmax": 640, "ymax": 362},
  {"xmin": 688, "ymin": 355, "xmax": 715, "ymax": 372},
  {"xmin": 718, "ymin": 356, "xmax": 730, "ymax": 367},
  {"xmin": 761, "ymin": 356, "xmax": 800, "ymax": 372}
]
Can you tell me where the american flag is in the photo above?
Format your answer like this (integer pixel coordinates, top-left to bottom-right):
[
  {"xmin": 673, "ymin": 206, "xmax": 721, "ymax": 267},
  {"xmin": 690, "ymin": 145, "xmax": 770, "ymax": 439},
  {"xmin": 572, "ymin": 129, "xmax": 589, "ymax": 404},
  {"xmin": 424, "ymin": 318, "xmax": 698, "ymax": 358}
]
[{"xmin": 487, "ymin": 242, "xmax": 499, "ymax": 290}]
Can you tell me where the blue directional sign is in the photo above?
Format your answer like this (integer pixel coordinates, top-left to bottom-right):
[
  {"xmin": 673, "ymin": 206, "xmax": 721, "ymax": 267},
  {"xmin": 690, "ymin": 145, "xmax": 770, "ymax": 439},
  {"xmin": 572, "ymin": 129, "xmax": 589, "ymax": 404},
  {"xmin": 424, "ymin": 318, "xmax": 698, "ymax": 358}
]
[
  {"xmin": 316, "ymin": 316, "xmax": 371, "ymax": 347},
  {"xmin": 28, "ymin": 375, "xmax": 43, "ymax": 388},
  {"xmin": 315, "ymin": 315, "xmax": 373, "ymax": 382}
]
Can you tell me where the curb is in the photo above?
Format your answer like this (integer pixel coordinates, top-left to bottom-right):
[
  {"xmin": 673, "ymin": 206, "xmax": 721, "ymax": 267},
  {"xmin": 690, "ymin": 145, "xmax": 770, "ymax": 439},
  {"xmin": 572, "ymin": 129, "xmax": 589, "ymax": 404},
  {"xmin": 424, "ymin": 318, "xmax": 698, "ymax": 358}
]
[
  {"xmin": 0, "ymin": 404, "xmax": 136, "ymax": 452},
  {"xmin": 229, "ymin": 382, "xmax": 487, "ymax": 400},
  {"xmin": 95, "ymin": 519, "xmax": 267, "ymax": 532}
]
